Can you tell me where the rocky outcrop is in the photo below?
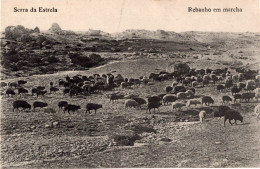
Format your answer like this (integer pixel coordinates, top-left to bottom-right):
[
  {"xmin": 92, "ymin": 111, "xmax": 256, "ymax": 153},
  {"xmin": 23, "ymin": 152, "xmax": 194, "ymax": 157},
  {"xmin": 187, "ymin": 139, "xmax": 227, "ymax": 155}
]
[
  {"xmin": 5, "ymin": 25, "xmax": 40, "ymax": 40},
  {"xmin": 48, "ymin": 23, "xmax": 75, "ymax": 35},
  {"xmin": 48, "ymin": 23, "xmax": 62, "ymax": 33}
]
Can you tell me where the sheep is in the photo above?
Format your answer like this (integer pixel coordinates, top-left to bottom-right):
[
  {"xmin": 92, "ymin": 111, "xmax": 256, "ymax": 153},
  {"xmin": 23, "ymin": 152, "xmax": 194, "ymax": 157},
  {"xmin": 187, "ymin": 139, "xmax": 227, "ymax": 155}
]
[
  {"xmin": 64, "ymin": 104, "xmax": 81, "ymax": 114},
  {"xmin": 224, "ymin": 110, "xmax": 243, "ymax": 126},
  {"xmin": 0, "ymin": 82, "xmax": 7, "ymax": 87},
  {"xmin": 241, "ymin": 93, "xmax": 255, "ymax": 102},
  {"xmin": 231, "ymin": 87, "xmax": 241, "ymax": 96},
  {"xmin": 237, "ymin": 82, "xmax": 246, "ymax": 89},
  {"xmin": 165, "ymin": 86, "xmax": 173, "ymax": 93},
  {"xmin": 9, "ymin": 82, "xmax": 18, "ymax": 88},
  {"xmin": 222, "ymin": 96, "xmax": 232, "ymax": 104},
  {"xmin": 18, "ymin": 88, "xmax": 29, "ymax": 95},
  {"xmin": 186, "ymin": 99, "xmax": 201, "ymax": 107},
  {"xmin": 192, "ymin": 81, "xmax": 199, "ymax": 87},
  {"xmin": 202, "ymin": 96, "xmax": 214, "ymax": 106},
  {"xmin": 173, "ymin": 86, "xmax": 186, "ymax": 94},
  {"xmin": 132, "ymin": 97, "xmax": 147, "ymax": 106},
  {"xmin": 148, "ymin": 95, "xmax": 161, "ymax": 103},
  {"xmin": 225, "ymin": 79, "xmax": 233, "ymax": 89},
  {"xmin": 177, "ymin": 92, "xmax": 189, "ymax": 100},
  {"xmin": 13, "ymin": 100, "xmax": 31, "ymax": 112},
  {"xmin": 254, "ymin": 105, "xmax": 260, "ymax": 120},
  {"xmin": 146, "ymin": 102, "xmax": 162, "ymax": 113},
  {"xmin": 245, "ymin": 85, "xmax": 256, "ymax": 92},
  {"xmin": 63, "ymin": 88, "xmax": 70, "ymax": 96},
  {"xmin": 86, "ymin": 103, "xmax": 103, "ymax": 113},
  {"xmin": 17, "ymin": 80, "xmax": 27, "ymax": 86},
  {"xmin": 172, "ymin": 81, "xmax": 178, "ymax": 87},
  {"xmin": 50, "ymin": 87, "xmax": 59, "ymax": 93},
  {"xmin": 172, "ymin": 102, "xmax": 186, "ymax": 111},
  {"xmin": 36, "ymin": 90, "xmax": 47, "ymax": 98},
  {"xmin": 214, "ymin": 105, "xmax": 231, "ymax": 118},
  {"xmin": 33, "ymin": 101, "xmax": 48, "ymax": 110},
  {"xmin": 6, "ymin": 88, "xmax": 15, "ymax": 96},
  {"xmin": 110, "ymin": 94, "xmax": 125, "ymax": 102},
  {"xmin": 185, "ymin": 90, "xmax": 194, "ymax": 98},
  {"xmin": 199, "ymin": 110, "xmax": 206, "ymax": 123},
  {"xmin": 217, "ymin": 84, "xmax": 225, "ymax": 92},
  {"xmin": 37, "ymin": 86, "xmax": 45, "ymax": 91},
  {"xmin": 246, "ymin": 80, "xmax": 256, "ymax": 87},
  {"xmin": 58, "ymin": 101, "xmax": 68, "ymax": 110},
  {"xmin": 234, "ymin": 94, "xmax": 242, "ymax": 103},
  {"xmin": 124, "ymin": 99, "xmax": 140, "ymax": 109},
  {"xmin": 162, "ymin": 94, "xmax": 177, "ymax": 105},
  {"xmin": 158, "ymin": 93, "xmax": 167, "ymax": 100},
  {"xmin": 31, "ymin": 88, "xmax": 38, "ymax": 96}
]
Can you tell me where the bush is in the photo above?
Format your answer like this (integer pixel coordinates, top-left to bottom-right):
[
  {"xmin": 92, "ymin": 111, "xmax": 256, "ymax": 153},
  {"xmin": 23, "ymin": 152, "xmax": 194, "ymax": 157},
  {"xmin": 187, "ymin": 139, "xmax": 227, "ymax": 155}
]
[
  {"xmin": 113, "ymin": 134, "xmax": 141, "ymax": 146},
  {"xmin": 47, "ymin": 56, "xmax": 59, "ymax": 64}
]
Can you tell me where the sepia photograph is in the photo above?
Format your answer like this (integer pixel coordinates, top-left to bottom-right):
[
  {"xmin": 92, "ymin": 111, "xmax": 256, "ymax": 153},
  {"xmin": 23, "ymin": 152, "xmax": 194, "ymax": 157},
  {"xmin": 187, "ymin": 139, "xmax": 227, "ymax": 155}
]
[{"xmin": 1, "ymin": 0, "xmax": 260, "ymax": 168}]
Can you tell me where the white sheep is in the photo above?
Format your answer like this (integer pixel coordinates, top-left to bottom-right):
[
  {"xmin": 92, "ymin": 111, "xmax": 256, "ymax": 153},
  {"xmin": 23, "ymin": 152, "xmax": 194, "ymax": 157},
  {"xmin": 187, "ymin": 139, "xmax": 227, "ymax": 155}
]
[
  {"xmin": 172, "ymin": 102, "xmax": 186, "ymax": 111},
  {"xmin": 199, "ymin": 110, "xmax": 206, "ymax": 123},
  {"xmin": 124, "ymin": 99, "xmax": 140, "ymax": 109},
  {"xmin": 254, "ymin": 105, "xmax": 260, "ymax": 120},
  {"xmin": 185, "ymin": 90, "xmax": 194, "ymax": 98},
  {"xmin": 192, "ymin": 81, "xmax": 199, "ymax": 87},
  {"xmin": 186, "ymin": 99, "xmax": 201, "ymax": 107},
  {"xmin": 172, "ymin": 81, "xmax": 178, "ymax": 87}
]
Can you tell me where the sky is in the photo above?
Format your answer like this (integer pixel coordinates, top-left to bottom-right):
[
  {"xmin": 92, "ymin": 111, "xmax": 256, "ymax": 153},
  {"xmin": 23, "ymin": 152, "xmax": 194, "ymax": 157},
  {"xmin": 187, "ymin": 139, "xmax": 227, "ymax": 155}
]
[{"xmin": 1, "ymin": 0, "xmax": 260, "ymax": 33}]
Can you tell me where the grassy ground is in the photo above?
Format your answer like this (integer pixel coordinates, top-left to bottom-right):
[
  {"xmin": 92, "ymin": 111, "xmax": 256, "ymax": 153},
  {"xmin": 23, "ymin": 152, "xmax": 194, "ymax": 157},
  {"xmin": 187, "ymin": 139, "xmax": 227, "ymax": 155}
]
[{"xmin": 1, "ymin": 57, "xmax": 260, "ymax": 168}]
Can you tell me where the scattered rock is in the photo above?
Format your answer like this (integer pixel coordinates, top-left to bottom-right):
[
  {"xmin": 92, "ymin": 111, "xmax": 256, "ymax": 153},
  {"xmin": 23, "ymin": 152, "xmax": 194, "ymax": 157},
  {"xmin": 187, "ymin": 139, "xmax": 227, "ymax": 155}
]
[
  {"xmin": 160, "ymin": 138, "xmax": 172, "ymax": 142},
  {"xmin": 215, "ymin": 141, "xmax": 221, "ymax": 145},
  {"xmin": 53, "ymin": 121, "xmax": 59, "ymax": 126}
]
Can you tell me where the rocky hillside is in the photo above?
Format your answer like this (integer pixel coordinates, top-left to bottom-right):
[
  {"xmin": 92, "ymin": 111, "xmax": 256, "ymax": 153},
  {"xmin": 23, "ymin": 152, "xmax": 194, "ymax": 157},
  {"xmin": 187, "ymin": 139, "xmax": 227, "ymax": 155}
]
[{"xmin": 111, "ymin": 29, "xmax": 197, "ymax": 41}]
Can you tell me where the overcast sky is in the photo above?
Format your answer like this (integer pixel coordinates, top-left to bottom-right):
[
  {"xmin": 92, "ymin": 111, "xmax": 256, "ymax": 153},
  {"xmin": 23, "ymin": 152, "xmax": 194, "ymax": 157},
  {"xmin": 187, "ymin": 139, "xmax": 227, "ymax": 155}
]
[{"xmin": 1, "ymin": 0, "xmax": 260, "ymax": 33}]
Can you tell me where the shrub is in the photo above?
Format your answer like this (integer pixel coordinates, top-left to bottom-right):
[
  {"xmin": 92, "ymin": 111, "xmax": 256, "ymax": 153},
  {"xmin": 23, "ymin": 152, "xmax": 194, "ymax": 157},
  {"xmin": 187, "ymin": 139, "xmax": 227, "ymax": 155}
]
[{"xmin": 47, "ymin": 56, "xmax": 59, "ymax": 64}]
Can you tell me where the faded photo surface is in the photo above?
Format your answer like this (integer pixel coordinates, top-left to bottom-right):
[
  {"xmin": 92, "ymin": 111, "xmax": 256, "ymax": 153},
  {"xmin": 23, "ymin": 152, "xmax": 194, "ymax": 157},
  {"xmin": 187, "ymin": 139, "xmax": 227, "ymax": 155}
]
[{"xmin": 1, "ymin": 0, "xmax": 260, "ymax": 168}]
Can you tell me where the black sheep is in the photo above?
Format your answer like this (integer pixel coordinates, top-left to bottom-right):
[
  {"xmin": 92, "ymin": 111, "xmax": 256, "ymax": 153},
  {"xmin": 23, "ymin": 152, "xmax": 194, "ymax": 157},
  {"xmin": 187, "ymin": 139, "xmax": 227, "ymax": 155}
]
[
  {"xmin": 86, "ymin": 103, "xmax": 103, "ymax": 113},
  {"xmin": 231, "ymin": 87, "xmax": 241, "ymax": 96},
  {"xmin": 18, "ymin": 88, "xmax": 28, "ymax": 95},
  {"xmin": 214, "ymin": 105, "xmax": 231, "ymax": 117},
  {"xmin": 222, "ymin": 95, "xmax": 232, "ymax": 104},
  {"xmin": 217, "ymin": 84, "xmax": 225, "ymax": 92},
  {"xmin": 13, "ymin": 100, "xmax": 31, "ymax": 112},
  {"xmin": 173, "ymin": 86, "xmax": 186, "ymax": 94},
  {"xmin": 148, "ymin": 95, "xmax": 161, "ymax": 103},
  {"xmin": 146, "ymin": 102, "xmax": 162, "ymax": 113},
  {"xmin": 31, "ymin": 88, "xmax": 38, "ymax": 96},
  {"xmin": 36, "ymin": 90, "xmax": 47, "ymax": 98},
  {"xmin": 18, "ymin": 80, "xmax": 27, "ymax": 86},
  {"xmin": 63, "ymin": 88, "xmax": 70, "ymax": 95},
  {"xmin": 33, "ymin": 101, "xmax": 48, "ymax": 110},
  {"xmin": 234, "ymin": 94, "xmax": 242, "ymax": 103},
  {"xmin": 241, "ymin": 93, "xmax": 255, "ymax": 102},
  {"xmin": 6, "ymin": 88, "xmax": 15, "ymax": 96},
  {"xmin": 132, "ymin": 97, "xmax": 147, "ymax": 106},
  {"xmin": 37, "ymin": 86, "xmax": 45, "ymax": 91},
  {"xmin": 58, "ymin": 101, "xmax": 68, "ymax": 110},
  {"xmin": 224, "ymin": 110, "xmax": 243, "ymax": 126},
  {"xmin": 50, "ymin": 87, "xmax": 59, "ymax": 93},
  {"xmin": 64, "ymin": 104, "xmax": 81, "ymax": 114},
  {"xmin": 202, "ymin": 96, "xmax": 214, "ymax": 106}
]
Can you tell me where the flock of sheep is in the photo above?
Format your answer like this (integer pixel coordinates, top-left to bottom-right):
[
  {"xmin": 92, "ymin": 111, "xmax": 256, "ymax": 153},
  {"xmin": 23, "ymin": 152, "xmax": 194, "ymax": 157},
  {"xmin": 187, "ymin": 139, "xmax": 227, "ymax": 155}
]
[{"xmin": 1, "ymin": 65, "xmax": 260, "ymax": 126}]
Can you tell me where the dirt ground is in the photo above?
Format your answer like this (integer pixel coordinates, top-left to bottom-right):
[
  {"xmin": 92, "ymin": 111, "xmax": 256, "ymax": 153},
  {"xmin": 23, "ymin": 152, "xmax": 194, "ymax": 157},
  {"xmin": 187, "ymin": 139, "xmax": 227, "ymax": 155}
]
[{"xmin": 1, "ymin": 57, "xmax": 260, "ymax": 168}]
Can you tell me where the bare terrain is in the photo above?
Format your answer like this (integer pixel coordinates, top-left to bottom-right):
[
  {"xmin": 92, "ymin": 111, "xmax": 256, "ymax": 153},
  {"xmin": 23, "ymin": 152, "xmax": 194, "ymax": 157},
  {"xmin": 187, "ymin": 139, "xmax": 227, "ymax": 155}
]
[{"xmin": 1, "ymin": 24, "xmax": 260, "ymax": 168}]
